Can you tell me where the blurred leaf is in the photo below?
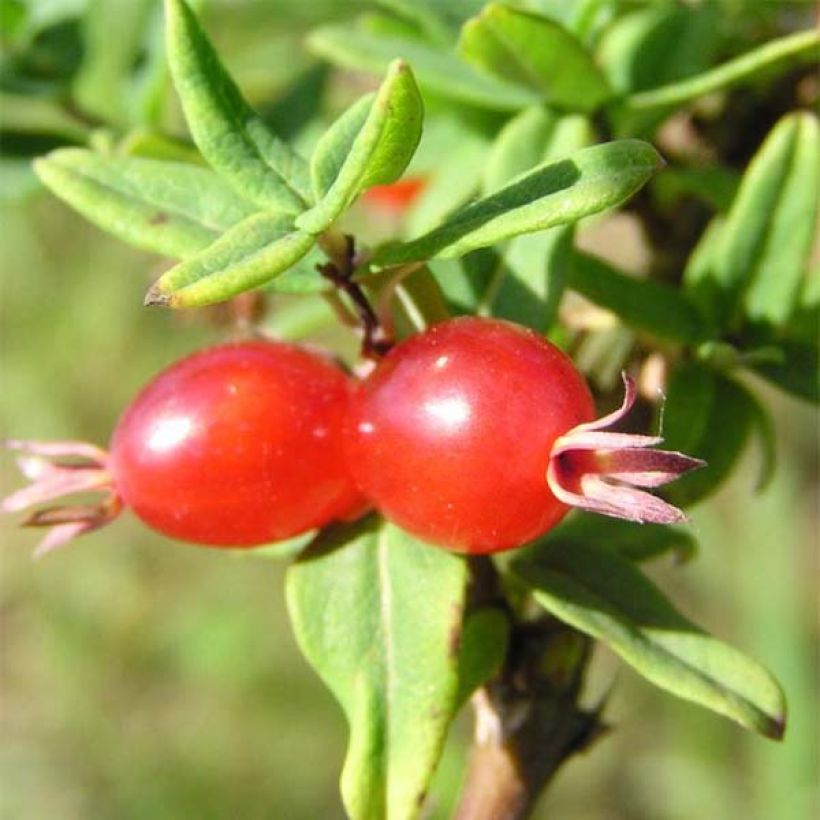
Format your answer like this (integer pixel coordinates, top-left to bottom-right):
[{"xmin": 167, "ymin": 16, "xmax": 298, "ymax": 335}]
[
  {"xmin": 542, "ymin": 513, "xmax": 698, "ymax": 563},
  {"xmin": 568, "ymin": 251, "xmax": 707, "ymax": 343},
  {"xmin": 661, "ymin": 361, "xmax": 759, "ymax": 506},
  {"xmin": 375, "ymin": 139, "xmax": 662, "ymax": 264},
  {"xmin": 286, "ymin": 517, "xmax": 470, "ymax": 820},
  {"xmin": 297, "ymin": 60, "xmax": 423, "ymax": 234},
  {"xmin": 620, "ymin": 28, "xmax": 820, "ymax": 114},
  {"xmin": 370, "ymin": 0, "xmax": 457, "ymax": 44},
  {"xmin": 752, "ymin": 339, "xmax": 819, "ymax": 404},
  {"xmin": 72, "ymin": 0, "xmax": 155, "ymax": 126},
  {"xmin": 685, "ymin": 113, "xmax": 819, "ymax": 330},
  {"xmin": 147, "ymin": 212, "xmax": 315, "ymax": 307},
  {"xmin": 491, "ymin": 229, "xmax": 570, "ymax": 332},
  {"xmin": 482, "ymin": 106, "xmax": 594, "ymax": 194},
  {"xmin": 117, "ymin": 128, "xmax": 203, "ymax": 164},
  {"xmin": 652, "ymin": 166, "xmax": 740, "ymax": 213},
  {"xmin": 458, "ymin": 3, "xmax": 612, "ymax": 112},
  {"xmin": 456, "ymin": 606, "xmax": 508, "ymax": 706},
  {"xmin": 598, "ymin": 2, "xmax": 720, "ymax": 94},
  {"xmin": 512, "ymin": 541, "xmax": 786, "ymax": 739},
  {"xmin": 482, "ymin": 110, "xmax": 593, "ymax": 331},
  {"xmin": 308, "ymin": 22, "xmax": 538, "ymax": 111},
  {"xmin": 740, "ymin": 114, "xmax": 819, "ymax": 326},
  {"xmin": 164, "ymin": 0, "xmax": 311, "ymax": 212},
  {"xmin": 0, "ymin": 156, "xmax": 40, "ymax": 200},
  {"xmin": 0, "ymin": 0, "xmax": 26, "ymax": 39},
  {"xmin": 404, "ymin": 117, "xmax": 489, "ymax": 237},
  {"xmin": 0, "ymin": 91, "xmax": 88, "ymax": 142},
  {"xmin": 34, "ymin": 148, "xmax": 258, "ymax": 258}
]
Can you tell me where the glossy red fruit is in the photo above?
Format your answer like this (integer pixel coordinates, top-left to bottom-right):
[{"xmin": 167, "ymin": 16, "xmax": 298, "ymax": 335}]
[
  {"xmin": 346, "ymin": 317, "xmax": 596, "ymax": 553},
  {"xmin": 109, "ymin": 341, "xmax": 363, "ymax": 546},
  {"xmin": 4, "ymin": 341, "xmax": 364, "ymax": 553}
]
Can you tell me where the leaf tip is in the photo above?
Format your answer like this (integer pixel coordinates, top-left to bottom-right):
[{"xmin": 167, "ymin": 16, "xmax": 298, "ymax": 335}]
[
  {"xmin": 144, "ymin": 285, "xmax": 171, "ymax": 307},
  {"xmin": 766, "ymin": 713, "xmax": 786, "ymax": 741}
]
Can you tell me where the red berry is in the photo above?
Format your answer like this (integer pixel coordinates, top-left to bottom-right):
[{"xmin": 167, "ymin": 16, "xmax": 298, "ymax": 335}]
[
  {"xmin": 109, "ymin": 341, "xmax": 363, "ymax": 546},
  {"xmin": 4, "ymin": 340, "xmax": 365, "ymax": 553},
  {"xmin": 346, "ymin": 317, "xmax": 596, "ymax": 553}
]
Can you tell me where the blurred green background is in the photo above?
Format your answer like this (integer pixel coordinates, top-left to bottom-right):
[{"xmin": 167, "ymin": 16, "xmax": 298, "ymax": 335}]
[{"xmin": 2, "ymin": 1, "xmax": 818, "ymax": 818}]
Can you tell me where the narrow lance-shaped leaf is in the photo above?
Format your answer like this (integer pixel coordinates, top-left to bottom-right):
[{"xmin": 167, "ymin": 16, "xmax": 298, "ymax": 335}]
[
  {"xmin": 146, "ymin": 212, "xmax": 315, "ymax": 308},
  {"xmin": 739, "ymin": 113, "xmax": 819, "ymax": 326},
  {"xmin": 620, "ymin": 28, "xmax": 819, "ymax": 114},
  {"xmin": 685, "ymin": 113, "xmax": 819, "ymax": 330},
  {"xmin": 458, "ymin": 3, "xmax": 612, "ymax": 113},
  {"xmin": 374, "ymin": 139, "xmax": 662, "ymax": 265},
  {"xmin": 296, "ymin": 59, "xmax": 423, "ymax": 235},
  {"xmin": 164, "ymin": 0, "xmax": 311, "ymax": 212},
  {"xmin": 481, "ymin": 109, "xmax": 594, "ymax": 331},
  {"xmin": 511, "ymin": 541, "xmax": 786, "ymax": 739},
  {"xmin": 568, "ymin": 251, "xmax": 707, "ymax": 344},
  {"xmin": 286, "ymin": 518, "xmax": 474, "ymax": 820},
  {"xmin": 307, "ymin": 23, "xmax": 539, "ymax": 112},
  {"xmin": 34, "ymin": 148, "xmax": 259, "ymax": 259}
]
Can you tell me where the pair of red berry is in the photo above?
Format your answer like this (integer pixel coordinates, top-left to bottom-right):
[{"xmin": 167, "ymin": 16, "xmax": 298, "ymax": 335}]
[{"xmin": 4, "ymin": 318, "xmax": 701, "ymax": 557}]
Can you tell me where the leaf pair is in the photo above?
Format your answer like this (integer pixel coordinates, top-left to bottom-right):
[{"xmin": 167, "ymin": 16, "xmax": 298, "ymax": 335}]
[{"xmin": 35, "ymin": 0, "xmax": 425, "ymax": 307}]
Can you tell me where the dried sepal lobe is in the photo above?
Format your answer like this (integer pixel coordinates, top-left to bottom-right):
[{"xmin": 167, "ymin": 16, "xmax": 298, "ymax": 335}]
[
  {"xmin": 2, "ymin": 439, "xmax": 120, "ymax": 558},
  {"xmin": 547, "ymin": 375, "xmax": 705, "ymax": 524}
]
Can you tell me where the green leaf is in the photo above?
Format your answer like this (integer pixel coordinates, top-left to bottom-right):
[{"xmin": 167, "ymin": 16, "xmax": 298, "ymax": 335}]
[
  {"xmin": 458, "ymin": 3, "xmax": 612, "ymax": 112},
  {"xmin": 660, "ymin": 361, "xmax": 757, "ymax": 506},
  {"xmin": 511, "ymin": 541, "xmax": 786, "ymax": 739},
  {"xmin": 403, "ymin": 117, "xmax": 490, "ymax": 237},
  {"xmin": 374, "ymin": 139, "xmax": 662, "ymax": 265},
  {"xmin": 568, "ymin": 251, "xmax": 707, "ymax": 344},
  {"xmin": 297, "ymin": 60, "xmax": 423, "ymax": 235},
  {"xmin": 164, "ymin": 0, "xmax": 311, "ymax": 212},
  {"xmin": 685, "ymin": 113, "xmax": 820, "ymax": 330},
  {"xmin": 752, "ymin": 339, "xmax": 819, "ymax": 405},
  {"xmin": 456, "ymin": 607, "xmax": 508, "ymax": 707},
  {"xmin": 286, "ymin": 517, "xmax": 470, "ymax": 820},
  {"xmin": 481, "ymin": 109, "xmax": 593, "ymax": 331},
  {"xmin": 147, "ymin": 212, "xmax": 315, "ymax": 307},
  {"xmin": 491, "ymin": 229, "xmax": 570, "ymax": 332},
  {"xmin": 621, "ymin": 28, "xmax": 819, "ymax": 114},
  {"xmin": 542, "ymin": 513, "xmax": 697, "ymax": 563},
  {"xmin": 738, "ymin": 114, "xmax": 820, "ymax": 326},
  {"xmin": 308, "ymin": 22, "xmax": 539, "ymax": 111},
  {"xmin": 72, "ymin": 0, "xmax": 157, "ymax": 126},
  {"xmin": 597, "ymin": 2, "xmax": 721, "ymax": 94},
  {"xmin": 34, "ymin": 148, "xmax": 259, "ymax": 259},
  {"xmin": 652, "ymin": 166, "xmax": 740, "ymax": 213}
]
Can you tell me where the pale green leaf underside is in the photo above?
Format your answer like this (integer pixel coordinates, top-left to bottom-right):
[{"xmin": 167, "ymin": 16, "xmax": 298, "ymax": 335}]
[
  {"xmin": 375, "ymin": 139, "xmax": 662, "ymax": 265},
  {"xmin": 34, "ymin": 148, "xmax": 258, "ymax": 259},
  {"xmin": 165, "ymin": 0, "xmax": 311, "ymax": 212},
  {"xmin": 512, "ymin": 543, "xmax": 785, "ymax": 739},
  {"xmin": 308, "ymin": 23, "xmax": 538, "ymax": 111},
  {"xmin": 458, "ymin": 3, "xmax": 612, "ymax": 112},
  {"xmin": 298, "ymin": 59, "xmax": 423, "ymax": 234},
  {"xmin": 286, "ymin": 518, "xmax": 469, "ymax": 820},
  {"xmin": 622, "ymin": 28, "xmax": 820, "ymax": 113},
  {"xmin": 151, "ymin": 212, "xmax": 315, "ymax": 307}
]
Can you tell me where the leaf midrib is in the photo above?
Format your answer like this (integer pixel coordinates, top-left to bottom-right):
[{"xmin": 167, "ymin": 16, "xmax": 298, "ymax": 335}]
[{"xmin": 519, "ymin": 561, "xmax": 779, "ymax": 731}]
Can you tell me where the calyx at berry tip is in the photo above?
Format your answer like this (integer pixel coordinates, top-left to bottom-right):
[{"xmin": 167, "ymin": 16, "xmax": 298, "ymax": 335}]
[
  {"xmin": 546, "ymin": 374, "xmax": 705, "ymax": 525},
  {"xmin": 1, "ymin": 440, "xmax": 121, "ymax": 558}
]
